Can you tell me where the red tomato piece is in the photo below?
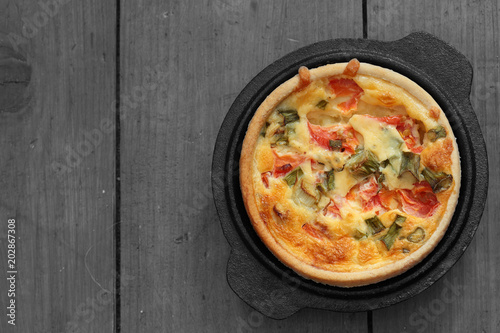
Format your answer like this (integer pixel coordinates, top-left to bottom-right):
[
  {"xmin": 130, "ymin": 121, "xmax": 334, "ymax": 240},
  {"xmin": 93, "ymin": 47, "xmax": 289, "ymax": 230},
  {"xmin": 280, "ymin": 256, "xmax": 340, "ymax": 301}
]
[
  {"xmin": 329, "ymin": 78, "xmax": 364, "ymax": 112},
  {"xmin": 363, "ymin": 194, "xmax": 386, "ymax": 214},
  {"xmin": 272, "ymin": 151, "xmax": 306, "ymax": 177},
  {"xmin": 307, "ymin": 122, "xmax": 359, "ymax": 154},
  {"xmin": 378, "ymin": 188, "xmax": 399, "ymax": 210},
  {"xmin": 357, "ymin": 175, "xmax": 379, "ymax": 203},
  {"xmin": 374, "ymin": 115, "xmax": 404, "ymax": 125},
  {"xmin": 398, "ymin": 181, "xmax": 440, "ymax": 217}
]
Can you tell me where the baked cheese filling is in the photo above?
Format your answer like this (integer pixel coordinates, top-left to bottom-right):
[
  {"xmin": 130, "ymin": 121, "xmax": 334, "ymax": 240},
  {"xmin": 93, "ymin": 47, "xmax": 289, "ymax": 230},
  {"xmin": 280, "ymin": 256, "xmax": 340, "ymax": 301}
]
[{"xmin": 250, "ymin": 62, "xmax": 457, "ymax": 273}]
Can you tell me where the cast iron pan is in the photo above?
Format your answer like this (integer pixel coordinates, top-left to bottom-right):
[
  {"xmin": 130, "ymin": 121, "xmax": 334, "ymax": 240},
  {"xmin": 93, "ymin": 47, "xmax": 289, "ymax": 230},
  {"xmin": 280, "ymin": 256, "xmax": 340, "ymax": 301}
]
[{"xmin": 212, "ymin": 32, "xmax": 488, "ymax": 319}]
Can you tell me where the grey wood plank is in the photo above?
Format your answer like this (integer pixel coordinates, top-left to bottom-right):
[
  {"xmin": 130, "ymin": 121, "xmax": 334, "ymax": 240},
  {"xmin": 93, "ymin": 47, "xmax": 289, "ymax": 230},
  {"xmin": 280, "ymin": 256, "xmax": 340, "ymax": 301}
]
[
  {"xmin": 119, "ymin": 0, "xmax": 368, "ymax": 332},
  {"xmin": 368, "ymin": 0, "xmax": 500, "ymax": 332},
  {"xmin": 0, "ymin": 0, "xmax": 116, "ymax": 331}
]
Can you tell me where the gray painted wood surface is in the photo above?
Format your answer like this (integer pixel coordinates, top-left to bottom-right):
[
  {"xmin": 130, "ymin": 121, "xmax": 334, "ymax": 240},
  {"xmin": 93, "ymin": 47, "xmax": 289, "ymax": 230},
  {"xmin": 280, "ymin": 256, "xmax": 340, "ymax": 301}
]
[
  {"xmin": 0, "ymin": 0, "xmax": 116, "ymax": 332},
  {"xmin": 0, "ymin": 0, "xmax": 498, "ymax": 332}
]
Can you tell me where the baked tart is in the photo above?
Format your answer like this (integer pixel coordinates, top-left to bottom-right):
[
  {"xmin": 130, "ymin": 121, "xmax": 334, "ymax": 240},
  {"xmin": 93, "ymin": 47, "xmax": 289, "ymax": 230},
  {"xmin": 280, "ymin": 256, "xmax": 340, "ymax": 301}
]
[{"xmin": 239, "ymin": 59, "xmax": 460, "ymax": 287}]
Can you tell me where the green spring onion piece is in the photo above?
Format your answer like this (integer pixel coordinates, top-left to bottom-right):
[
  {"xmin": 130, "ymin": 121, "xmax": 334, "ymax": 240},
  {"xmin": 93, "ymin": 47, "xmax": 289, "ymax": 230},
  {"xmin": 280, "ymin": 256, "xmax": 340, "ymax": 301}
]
[
  {"xmin": 279, "ymin": 109, "xmax": 300, "ymax": 124},
  {"xmin": 427, "ymin": 126, "xmax": 447, "ymax": 142},
  {"xmin": 285, "ymin": 123, "xmax": 296, "ymax": 136},
  {"xmin": 381, "ymin": 215, "xmax": 406, "ymax": 250},
  {"xmin": 365, "ymin": 216, "xmax": 385, "ymax": 235},
  {"xmin": 316, "ymin": 183, "xmax": 327, "ymax": 195},
  {"xmin": 316, "ymin": 100, "xmax": 328, "ymax": 109},
  {"xmin": 272, "ymin": 127, "xmax": 288, "ymax": 145},
  {"xmin": 329, "ymin": 139, "xmax": 343, "ymax": 151},
  {"xmin": 326, "ymin": 169, "xmax": 335, "ymax": 191},
  {"xmin": 260, "ymin": 122, "xmax": 269, "ymax": 137},
  {"xmin": 293, "ymin": 180, "xmax": 318, "ymax": 207},
  {"xmin": 407, "ymin": 227, "xmax": 426, "ymax": 243},
  {"xmin": 317, "ymin": 169, "xmax": 335, "ymax": 194},
  {"xmin": 399, "ymin": 151, "xmax": 421, "ymax": 178},
  {"xmin": 353, "ymin": 229, "xmax": 366, "ymax": 240},
  {"xmin": 377, "ymin": 172, "xmax": 386, "ymax": 185},
  {"xmin": 421, "ymin": 167, "xmax": 453, "ymax": 192},
  {"xmin": 283, "ymin": 167, "xmax": 303, "ymax": 186},
  {"xmin": 345, "ymin": 149, "xmax": 380, "ymax": 178}
]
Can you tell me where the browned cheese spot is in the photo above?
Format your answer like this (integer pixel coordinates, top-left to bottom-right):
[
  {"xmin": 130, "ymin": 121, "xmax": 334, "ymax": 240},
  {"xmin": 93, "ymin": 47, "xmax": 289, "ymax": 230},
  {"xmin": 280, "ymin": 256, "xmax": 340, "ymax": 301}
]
[
  {"xmin": 429, "ymin": 106, "xmax": 440, "ymax": 120},
  {"xmin": 421, "ymin": 138, "xmax": 454, "ymax": 171}
]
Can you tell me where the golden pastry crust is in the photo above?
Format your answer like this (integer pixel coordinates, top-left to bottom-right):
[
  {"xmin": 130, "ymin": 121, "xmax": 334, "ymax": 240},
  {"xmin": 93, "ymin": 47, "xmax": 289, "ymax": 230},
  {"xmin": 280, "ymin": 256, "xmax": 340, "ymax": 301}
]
[{"xmin": 240, "ymin": 61, "xmax": 460, "ymax": 287}]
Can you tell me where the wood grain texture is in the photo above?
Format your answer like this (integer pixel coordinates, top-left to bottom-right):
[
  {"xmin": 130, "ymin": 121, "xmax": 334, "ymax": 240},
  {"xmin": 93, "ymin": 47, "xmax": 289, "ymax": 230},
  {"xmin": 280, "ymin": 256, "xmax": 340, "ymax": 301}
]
[
  {"xmin": 119, "ymin": 0, "xmax": 367, "ymax": 332},
  {"xmin": 0, "ymin": 0, "xmax": 116, "ymax": 331},
  {"xmin": 368, "ymin": 0, "xmax": 500, "ymax": 332}
]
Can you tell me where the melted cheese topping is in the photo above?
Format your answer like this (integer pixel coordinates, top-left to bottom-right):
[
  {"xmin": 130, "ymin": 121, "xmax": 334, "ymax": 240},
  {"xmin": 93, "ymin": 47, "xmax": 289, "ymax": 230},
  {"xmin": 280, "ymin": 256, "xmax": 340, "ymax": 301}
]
[
  {"xmin": 250, "ymin": 70, "xmax": 457, "ymax": 273},
  {"xmin": 349, "ymin": 114, "xmax": 405, "ymax": 160}
]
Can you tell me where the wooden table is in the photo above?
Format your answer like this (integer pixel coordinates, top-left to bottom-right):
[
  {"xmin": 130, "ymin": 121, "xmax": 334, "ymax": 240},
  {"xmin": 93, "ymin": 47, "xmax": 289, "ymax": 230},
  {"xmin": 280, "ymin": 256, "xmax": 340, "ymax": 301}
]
[{"xmin": 0, "ymin": 0, "xmax": 498, "ymax": 332}]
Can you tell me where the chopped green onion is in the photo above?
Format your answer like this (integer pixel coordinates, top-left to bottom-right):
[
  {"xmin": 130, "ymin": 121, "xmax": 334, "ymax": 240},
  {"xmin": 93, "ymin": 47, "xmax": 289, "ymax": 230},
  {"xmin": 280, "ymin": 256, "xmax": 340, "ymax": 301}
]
[
  {"xmin": 365, "ymin": 216, "xmax": 385, "ymax": 235},
  {"xmin": 260, "ymin": 122, "xmax": 269, "ymax": 137},
  {"xmin": 427, "ymin": 126, "xmax": 447, "ymax": 142},
  {"xmin": 283, "ymin": 167, "xmax": 304, "ymax": 186},
  {"xmin": 377, "ymin": 172, "xmax": 386, "ymax": 185},
  {"xmin": 329, "ymin": 139, "xmax": 343, "ymax": 151},
  {"xmin": 345, "ymin": 149, "xmax": 380, "ymax": 178},
  {"xmin": 300, "ymin": 180, "xmax": 319, "ymax": 199},
  {"xmin": 381, "ymin": 215, "xmax": 406, "ymax": 250},
  {"xmin": 317, "ymin": 169, "xmax": 335, "ymax": 194},
  {"xmin": 353, "ymin": 229, "xmax": 366, "ymax": 240},
  {"xmin": 407, "ymin": 227, "xmax": 425, "ymax": 243},
  {"xmin": 271, "ymin": 128, "xmax": 289, "ymax": 146},
  {"xmin": 279, "ymin": 109, "xmax": 300, "ymax": 124},
  {"xmin": 421, "ymin": 167, "xmax": 453, "ymax": 192},
  {"xmin": 275, "ymin": 137, "xmax": 288, "ymax": 145},
  {"xmin": 326, "ymin": 169, "xmax": 335, "ymax": 191},
  {"xmin": 399, "ymin": 152, "xmax": 420, "ymax": 178},
  {"xmin": 316, "ymin": 183, "xmax": 327, "ymax": 195},
  {"xmin": 316, "ymin": 100, "xmax": 328, "ymax": 109},
  {"xmin": 293, "ymin": 180, "xmax": 318, "ymax": 207}
]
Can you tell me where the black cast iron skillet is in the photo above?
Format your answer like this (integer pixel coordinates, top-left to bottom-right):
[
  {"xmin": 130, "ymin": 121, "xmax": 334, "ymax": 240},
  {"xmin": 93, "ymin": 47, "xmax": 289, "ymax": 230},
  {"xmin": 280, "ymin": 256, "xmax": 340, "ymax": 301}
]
[{"xmin": 212, "ymin": 32, "xmax": 488, "ymax": 319}]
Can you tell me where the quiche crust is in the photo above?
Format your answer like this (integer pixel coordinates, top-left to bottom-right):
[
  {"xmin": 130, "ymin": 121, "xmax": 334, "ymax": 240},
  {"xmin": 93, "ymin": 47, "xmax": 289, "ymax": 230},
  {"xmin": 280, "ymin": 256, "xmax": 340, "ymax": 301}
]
[{"xmin": 240, "ymin": 61, "xmax": 460, "ymax": 287}]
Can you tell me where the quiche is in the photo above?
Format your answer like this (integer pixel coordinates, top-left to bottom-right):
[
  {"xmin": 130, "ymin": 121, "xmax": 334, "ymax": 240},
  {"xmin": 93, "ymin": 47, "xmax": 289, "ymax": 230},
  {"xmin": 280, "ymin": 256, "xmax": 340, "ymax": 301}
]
[{"xmin": 239, "ymin": 59, "xmax": 460, "ymax": 287}]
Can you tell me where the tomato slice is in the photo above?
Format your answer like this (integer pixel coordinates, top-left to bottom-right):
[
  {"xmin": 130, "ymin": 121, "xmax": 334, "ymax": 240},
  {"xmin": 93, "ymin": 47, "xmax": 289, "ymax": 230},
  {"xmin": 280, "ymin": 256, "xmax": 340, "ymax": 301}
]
[
  {"xmin": 329, "ymin": 78, "xmax": 364, "ymax": 112},
  {"xmin": 272, "ymin": 151, "xmax": 306, "ymax": 177},
  {"xmin": 375, "ymin": 115, "xmax": 404, "ymax": 125},
  {"xmin": 396, "ymin": 117, "xmax": 423, "ymax": 153},
  {"xmin": 357, "ymin": 175, "xmax": 379, "ymax": 202},
  {"xmin": 363, "ymin": 194, "xmax": 386, "ymax": 214},
  {"xmin": 398, "ymin": 181, "xmax": 440, "ymax": 217},
  {"xmin": 307, "ymin": 122, "xmax": 359, "ymax": 154},
  {"xmin": 345, "ymin": 175, "xmax": 385, "ymax": 213},
  {"xmin": 378, "ymin": 188, "xmax": 399, "ymax": 210}
]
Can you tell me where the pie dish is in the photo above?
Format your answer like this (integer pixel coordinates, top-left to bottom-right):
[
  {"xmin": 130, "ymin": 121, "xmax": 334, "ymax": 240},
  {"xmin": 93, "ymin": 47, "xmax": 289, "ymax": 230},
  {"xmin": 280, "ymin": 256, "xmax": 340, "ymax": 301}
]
[{"xmin": 239, "ymin": 59, "xmax": 461, "ymax": 287}]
